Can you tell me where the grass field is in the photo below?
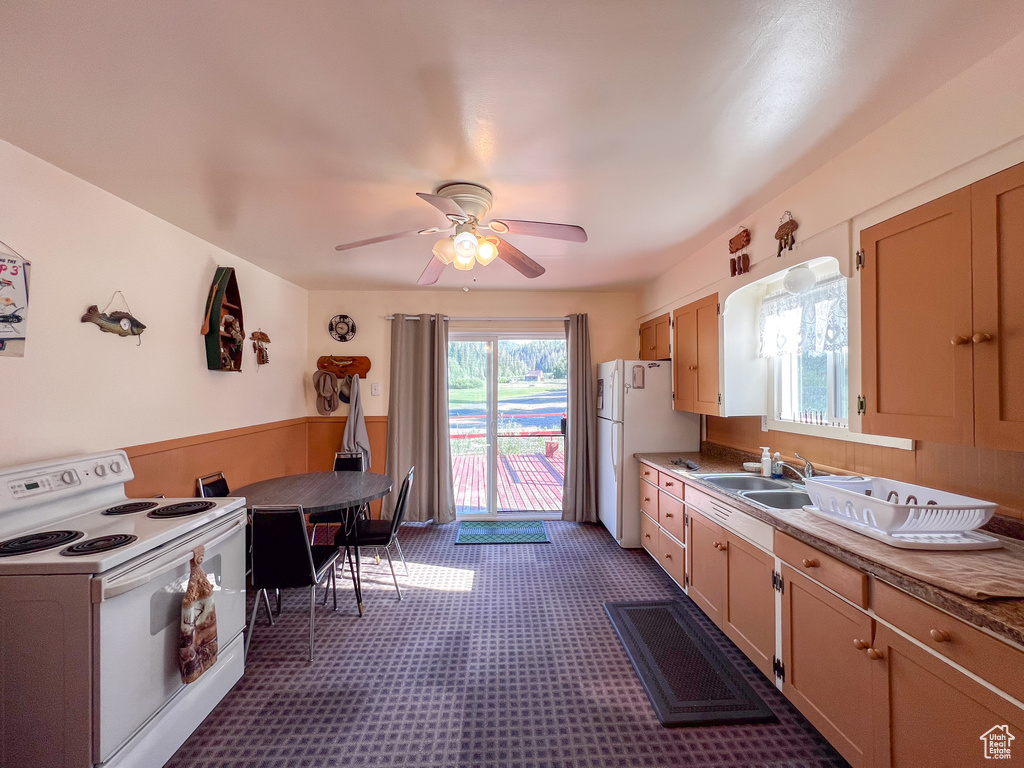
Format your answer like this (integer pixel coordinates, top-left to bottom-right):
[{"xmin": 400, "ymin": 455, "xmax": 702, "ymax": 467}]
[{"xmin": 447, "ymin": 382, "xmax": 566, "ymax": 406}]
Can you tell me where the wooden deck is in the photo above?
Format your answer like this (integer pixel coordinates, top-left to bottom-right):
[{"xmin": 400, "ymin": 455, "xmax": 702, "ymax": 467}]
[{"xmin": 452, "ymin": 451, "xmax": 564, "ymax": 514}]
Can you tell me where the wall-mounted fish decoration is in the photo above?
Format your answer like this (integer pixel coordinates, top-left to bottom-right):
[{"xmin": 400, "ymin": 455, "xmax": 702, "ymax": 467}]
[{"xmin": 81, "ymin": 304, "xmax": 146, "ymax": 341}]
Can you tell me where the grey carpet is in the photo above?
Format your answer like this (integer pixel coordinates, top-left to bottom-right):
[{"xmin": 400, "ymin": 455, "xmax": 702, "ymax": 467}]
[{"xmin": 167, "ymin": 521, "xmax": 847, "ymax": 768}]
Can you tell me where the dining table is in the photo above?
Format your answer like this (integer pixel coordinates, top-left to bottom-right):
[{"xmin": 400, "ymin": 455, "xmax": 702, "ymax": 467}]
[{"xmin": 233, "ymin": 470, "xmax": 393, "ymax": 616}]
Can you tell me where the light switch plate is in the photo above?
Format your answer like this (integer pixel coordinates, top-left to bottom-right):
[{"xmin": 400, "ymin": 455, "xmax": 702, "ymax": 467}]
[
  {"xmin": 761, "ymin": 415, "xmax": 768, "ymax": 432},
  {"xmin": 371, "ymin": 382, "xmax": 381, "ymax": 396}
]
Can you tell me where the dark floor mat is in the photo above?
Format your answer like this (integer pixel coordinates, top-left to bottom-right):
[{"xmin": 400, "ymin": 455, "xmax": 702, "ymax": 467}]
[{"xmin": 604, "ymin": 599, "xmax": 778, "ymax": 727}]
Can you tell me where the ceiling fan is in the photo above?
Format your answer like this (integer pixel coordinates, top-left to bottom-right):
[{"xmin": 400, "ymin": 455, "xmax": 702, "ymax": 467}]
[{"xmin": 334, "ymin": 182, "xmax": 587, "ymax": 285}]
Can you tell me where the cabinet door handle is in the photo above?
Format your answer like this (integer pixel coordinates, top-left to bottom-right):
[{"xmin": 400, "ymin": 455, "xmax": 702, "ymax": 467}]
[
  {"xmin": 866, "ymin": 648, "xmax": 884, "ymax": 660},
  {"xmin": 688, "ymin": 365, "xmax": 697, "ymax": 370},
  {"xmin": 643, "ymin": 497, "xmax": 651, "ymax": 502},
  {"xmin": 644, "ymin": 533, "xmax": 651, "ymax": 539},
  {"xmin": 712, "ymin": 541, "xmax": 720, "ymax": 549},
  {"xmin": 643, "ymin": 470, "xmax": 651, "ymax": 476},
  {"xmin": 929, "ymin": 628, "xmax": 952, "ymax": 643},
  {"xmin": 973, "ymin": 332, "xmax": 995, "ymax": 344},
  {"xmin": 853, "ymin": 639, "xmax": 869, "ymax": 650},
  {"xmin": 951, "ymin": 335, "xmax": 971, "ymax": 346},
  {"xmin": 665, "ymin": 481, "xmax": 674, "ymax": 486},
  {"xmin": 802, "ymin": 558, "xmax": 819, "ymax": 568},
  {"xmin": 665, "ymin": 553, "xmax": 672, "ymax": 559},
  {"xmin": 664, "ymin": 512, "xmax": 674, "ymax": 518}
]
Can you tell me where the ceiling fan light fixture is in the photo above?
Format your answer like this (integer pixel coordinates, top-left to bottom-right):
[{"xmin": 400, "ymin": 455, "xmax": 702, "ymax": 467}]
[
  {"xmin": 453, "ymin": 230, "xmax": 479, "ymax": 262},
  {"xmin": 476, "ymin": 237, "xmax": 499, "ymax": 266},
  {"xmin": 432, "ymin": 237, "xmax": 456, "ymax": 265},
  {"xmin": 453, "ymin": 253, "xmax": 475, "ymax": 271}
]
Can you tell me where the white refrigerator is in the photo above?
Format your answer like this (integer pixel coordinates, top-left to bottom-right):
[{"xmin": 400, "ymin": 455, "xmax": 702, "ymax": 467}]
[{"xmin": 597, "ymin": 360, "xmax": 701, "ymax": 548}]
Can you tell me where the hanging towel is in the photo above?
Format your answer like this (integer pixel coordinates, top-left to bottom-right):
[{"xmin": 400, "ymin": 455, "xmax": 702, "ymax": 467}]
[
  {"xmin": 341, "ymin": 374, "xmax": 372, "ymax": 468},
  {"xmin": 179, "ymin": 545, "xmax": 218, "ymax": 684}
]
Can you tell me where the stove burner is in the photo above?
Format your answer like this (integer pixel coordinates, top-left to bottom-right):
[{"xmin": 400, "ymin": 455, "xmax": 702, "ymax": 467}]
[
  {"xmin": 0, "ymin": 530, "xmax": 85, "ymax": 557},
  {"xmin": 102, "ymin": 501, "xmax": 159, "ymax": 516},
  {"xmin": 148, "ymin": 500, "xmax": 217, "ymax": 519},
  {"xmin": 60, "ymin": 534, "xmax": 139, "ymax": 557}
]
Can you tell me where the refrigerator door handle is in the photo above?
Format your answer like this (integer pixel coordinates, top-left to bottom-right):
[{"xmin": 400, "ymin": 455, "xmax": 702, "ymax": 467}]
[{"xmin": 611, "ymin": 421, "xmax": 620, "ymax": 473}]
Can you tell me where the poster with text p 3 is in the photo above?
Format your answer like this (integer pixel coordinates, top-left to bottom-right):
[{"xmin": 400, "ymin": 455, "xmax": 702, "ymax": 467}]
[{"xmin": 0, "ymin": 255, "xmax": 29, "ymax": 357}]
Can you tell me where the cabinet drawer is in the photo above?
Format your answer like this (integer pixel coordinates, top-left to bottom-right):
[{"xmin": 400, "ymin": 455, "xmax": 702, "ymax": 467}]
[
  {"xmin": 658, "ymin": 471, "xmax": 683, "ymax": 498},
  {"xmin": 639, "ymin": 480, "xmax": 658, "ymax": 522},
  {"xmin": 658, "ymin": 490, "xmax": 686, "ymax": 543},
  {"xmin": 640, "ymin": 512, "xmax": 659, "ymax": 555},
  {"xmin": 658, "ymin": 527, "xmax": 686, "ymax": 586},
  {"xmin": 873, "ymin": 579, "xmax": 1024, "ymax": 703},
  {"xmin": 639, "ymin": 463, "xmax": 658, "ymax": 484},
  {"xmin": 775, "ymin": 531, "xmax": 868, "ymax": 608}
]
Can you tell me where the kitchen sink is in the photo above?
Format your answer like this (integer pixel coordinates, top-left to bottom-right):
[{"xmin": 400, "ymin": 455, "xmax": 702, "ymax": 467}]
[
  {"xmin": 741, "ymin": 489, "xmax": 813, "ymax": 510},
  {"xmin": 699, "ymin": 474, "xmax": 790, "ymax": 492}
]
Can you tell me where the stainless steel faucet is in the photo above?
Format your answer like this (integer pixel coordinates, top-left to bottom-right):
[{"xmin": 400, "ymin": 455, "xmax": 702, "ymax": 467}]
[{"xmin": 778, "ymin": 453, "xmax": 816, "ymax": 481}]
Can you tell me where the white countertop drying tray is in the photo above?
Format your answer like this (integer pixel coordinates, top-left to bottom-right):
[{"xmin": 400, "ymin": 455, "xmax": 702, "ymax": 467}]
[{"xmin": 802, "ymin": 475, "xmax": 1001, "ymax": 550}]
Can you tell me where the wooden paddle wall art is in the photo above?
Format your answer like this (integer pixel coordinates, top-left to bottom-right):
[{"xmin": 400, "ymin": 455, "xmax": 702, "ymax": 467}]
[{"xmin": 316, "ymin": 355, "xmax": 371, "ymax": 378}]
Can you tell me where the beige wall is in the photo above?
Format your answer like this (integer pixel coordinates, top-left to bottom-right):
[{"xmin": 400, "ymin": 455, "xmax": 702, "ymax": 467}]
[
  {"xmin": 306, "ymin": 290, "xmax": 638, "ymax": 417},
  {"xmin": 0, "ymin": 139, "xmax": 308, "ymax": 465},
  {"xmin": 641, "ymin": 30, "xmax": 1024, "ymax": 318}
]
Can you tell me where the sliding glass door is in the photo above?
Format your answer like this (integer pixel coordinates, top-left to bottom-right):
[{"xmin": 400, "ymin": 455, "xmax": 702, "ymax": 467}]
[{"xmin": 449, "ymin": 333, "xmax": 567, "ymax": 518}]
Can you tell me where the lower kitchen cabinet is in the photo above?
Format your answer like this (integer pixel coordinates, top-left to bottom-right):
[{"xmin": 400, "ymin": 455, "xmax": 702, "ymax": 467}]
[
  {"xmin": 687, "ymin": 509, "xmax": 727, "ymax": 625},
  {"xmin": 869, "ymin": 623, "xmax": 1024, "ymax": 768},
  {"xmin": 721, "ymin": 533, "xmax": 775, "ymax": 679},
  {"xmin": 640, "ymin": 512, "xmax": 659, "ymax": 556},
  {"xmin": 781, "ymin": 565, "xmax": 875, "ymax": 768}
]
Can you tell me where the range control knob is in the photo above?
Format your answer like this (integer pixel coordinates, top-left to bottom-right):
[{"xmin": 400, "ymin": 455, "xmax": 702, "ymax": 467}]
[
  {"xmin": 94, "ymin": 464, "xmax": 107, "ymax": 478},
  {"xmin": 110, "ymin": 460, "xmax": 123, "ymax": 474},
  {"xmin": 60, "ymin": 471, "xmax": 75, "ymax": 485}
]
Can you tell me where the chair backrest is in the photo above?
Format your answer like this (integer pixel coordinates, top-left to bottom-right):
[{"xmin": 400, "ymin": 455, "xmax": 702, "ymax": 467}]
[
  {"xmin": 250, "ymin": 506, "xmax": 317, "ymax": 590},
  {"xmin": 197, "ymin": 472, "xmax": 231, "ymax": 498},
  {"xmin": 388, "ymin": 467, "xmax": 415, "ymax": 539},
  {"xmin": 333, "ymin": 452, "xmax": 366, "ymax": 472}
]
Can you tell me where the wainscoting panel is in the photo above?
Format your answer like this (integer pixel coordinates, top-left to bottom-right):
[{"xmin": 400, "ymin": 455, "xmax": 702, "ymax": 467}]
[{"xmin": 123, "ymin": 416, "xmax": 392, "ymax": 517}]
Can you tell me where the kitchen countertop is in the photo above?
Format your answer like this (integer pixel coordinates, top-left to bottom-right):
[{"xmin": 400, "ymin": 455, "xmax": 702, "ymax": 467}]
[{"xmin": 636, "ymin": 446, "xmax": 1024, "ymax": 649}]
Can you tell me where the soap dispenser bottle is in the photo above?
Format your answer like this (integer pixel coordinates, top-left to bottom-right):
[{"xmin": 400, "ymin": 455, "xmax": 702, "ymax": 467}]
[
  {"xmin": 760, "ymin": 446, "xmax": 772, "ymax": 477},
  {"xmin": 771, "ymin": 452, "xmax": 783, "ymax": 480}
]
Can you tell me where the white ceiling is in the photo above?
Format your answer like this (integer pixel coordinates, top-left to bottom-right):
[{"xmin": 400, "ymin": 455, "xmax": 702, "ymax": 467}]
[{"xmin": 3, "ymin": 1, "xmax": 1023, "ymax": 291}]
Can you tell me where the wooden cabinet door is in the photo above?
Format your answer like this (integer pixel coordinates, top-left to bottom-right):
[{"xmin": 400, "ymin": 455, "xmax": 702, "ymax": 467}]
[
  {"xmin": 694, "ymin": 295, "xmax": 721, "ymax": 415},
  {"xmin": 721, "ymin": 533, "xmax": 775, "ymax": 679},
  {"xmin": 639, "ymin": 320, "xmax": 657, "ymax": 360},
  {"xmin": 639, "ymin": 479, "xmax": 658, "ymax": 523},
  {"xmin": 673, "ymin": 296, "xmax": 719, "ymax": 414},
  {"xmin": 971, "ymin": 161, "xmax": 1024, "ymax": 451},
  {"xmin": 860, "ymin": 189, "xmax": 974, "ymax": 444},
  {"xmin": 781, "ymin": 565, "xmax": 875, "ymax": 768},
  {"xmin": 654, "ymin": 314, "xmax": 671, "ymax": 360},
  {"xmin": 870, "ymin": 623, "xmax": 1024, "ymax": 768},
  {"xmin": 686, "ymin": 510, "xmax": 726, "ymax": 624},
  {"xmin": 672, "ymin": 304, "xmax": 697, "ymax": 412}
]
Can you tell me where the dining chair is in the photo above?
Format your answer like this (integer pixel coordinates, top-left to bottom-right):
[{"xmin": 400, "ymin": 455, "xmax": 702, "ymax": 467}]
[
  {"xmin": 337, "ymin": 467, "xmax": 414, "ymax": 609},
  {"xmin": 309, "ymin": 452, "xmax": 366, "ymax": 544},
  {"xmin": 197, "ymin": 471, "xmax": 231, "ymax": 498},
  {"xmin": 246, "ymin": 506, "xmax": 341, "ymax": 662}
]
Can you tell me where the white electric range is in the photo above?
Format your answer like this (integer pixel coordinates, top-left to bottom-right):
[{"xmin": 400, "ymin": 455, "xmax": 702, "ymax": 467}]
[{"xmin": 0, "ymin": 450, "xmax": 248, "ymax": 768}]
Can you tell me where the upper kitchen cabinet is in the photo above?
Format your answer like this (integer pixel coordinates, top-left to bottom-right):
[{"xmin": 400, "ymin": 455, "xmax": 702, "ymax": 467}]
[
  {"xmin": 971, "ymin": 163, "xmax": 1024, "ymax": 451},
  {"xmin": 860, "ymin": 161, "xmax": 1024, "ymax": 450},
  {"xmin": 638, "ymin": 313, "xmax": 671, "ymax": 360},
  {"xmin": 673, "ymin": 294, "xmax": 720, "ymax": 415}
]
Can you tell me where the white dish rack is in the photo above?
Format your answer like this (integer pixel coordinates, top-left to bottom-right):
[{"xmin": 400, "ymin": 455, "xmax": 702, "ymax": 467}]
[{"xmin": 802, "ymin": 476, "xmax": 1001, "ymax": 550}]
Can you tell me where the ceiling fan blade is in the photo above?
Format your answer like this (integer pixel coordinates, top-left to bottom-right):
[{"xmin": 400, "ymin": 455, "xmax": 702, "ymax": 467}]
[
  {"xmin": 416, "ymin": 192, "xmax": 467, "ymax": 219},
  {"xmin": 335, "ymin": 227, "xmax": 447, "ymax": 252},
  {"xmin": 417, "ymin": 255, "xmax": 448, "ymax": 286},
  {"xmin": 486, "ymin": 219, "xmax": 588, "ymax": 243},
  {"xmin": 495, "ymin": 238, "xmax": 545, "ymax": 279}
]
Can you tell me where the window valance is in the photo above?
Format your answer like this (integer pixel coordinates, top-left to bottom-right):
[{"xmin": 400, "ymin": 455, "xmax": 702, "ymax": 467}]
[{"xmin": 759, "ymin": 274, "xmax": 848, "ymax": 358}]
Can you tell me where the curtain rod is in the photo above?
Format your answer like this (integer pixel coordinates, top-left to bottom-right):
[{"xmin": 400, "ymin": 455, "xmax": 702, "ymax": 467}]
[{"xmin": 385, "ymin": 315, "xmax": 568, "ymax": 322}]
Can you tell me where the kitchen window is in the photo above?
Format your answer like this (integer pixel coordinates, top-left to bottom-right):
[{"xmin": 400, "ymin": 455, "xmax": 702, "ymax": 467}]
[{"xmin": 761, "ymin": 272, "xmax": 852, "ymax": 432}]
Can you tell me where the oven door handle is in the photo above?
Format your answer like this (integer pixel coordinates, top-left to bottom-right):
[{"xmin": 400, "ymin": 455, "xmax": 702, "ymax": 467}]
[{"xmin": 93, "ymin": 516, "xmax": 246, "ymax": 602}]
